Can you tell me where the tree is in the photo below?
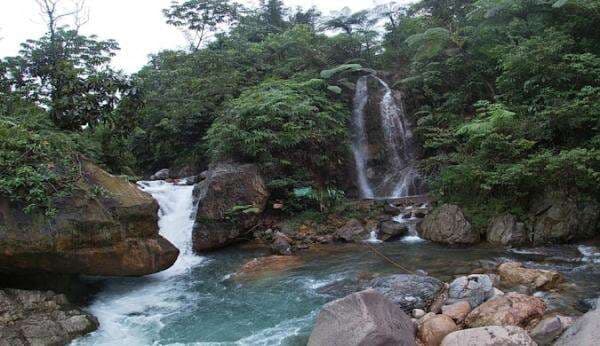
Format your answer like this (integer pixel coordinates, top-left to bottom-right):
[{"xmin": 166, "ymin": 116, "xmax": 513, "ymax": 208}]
[
  {"xmin": 322, "ymin": 8, "xmax": 375, "ymax": 35},
  {"xmin": 163, "ymin": 0, "xmax": 240, "ymax": 50},
  {"xmin": 260, "ymin": 0, "xmax": 287, "ymax": 32}
]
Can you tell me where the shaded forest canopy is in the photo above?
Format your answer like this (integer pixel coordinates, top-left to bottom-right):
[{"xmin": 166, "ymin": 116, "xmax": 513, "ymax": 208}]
[{"xmin": 1, "ymin": 0, "xmax": 599, "ymax": 226}]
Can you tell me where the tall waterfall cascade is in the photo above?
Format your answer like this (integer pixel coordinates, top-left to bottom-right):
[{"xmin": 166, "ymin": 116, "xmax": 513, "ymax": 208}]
[{"xmin": 351, "ymin": 75, "xmax": 423, "ymax": 199}]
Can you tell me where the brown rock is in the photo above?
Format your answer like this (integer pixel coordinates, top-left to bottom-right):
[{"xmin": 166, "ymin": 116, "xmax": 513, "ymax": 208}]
[
  {"xmin": 442, "ymin": 301, "xmax": 471, "ymax": 324},
  {"xmin": 308, "ymin": 289, "xmax": 417, "ymax": 346},
  {"xmin": 0, "ymin": 161, "xmax": 178, "ymax": 277},
  {"xmin": 192, "ymin": 163, "xmax": 269, "ymax": 252},
  {"xmin": 487, "ymin": 214, "xmax": 529, "ymax": 246},
  {"xmin": 465, "ymin": 292, "xmax": 546, "ymax": 329},
  {"xmin": 418, "ymin": 204, "xmax": 479, "ymax": 245},
  {"xmin": 498, "ymin": 262, "xmax": 563, "ymax": 290},
  {"xmin": 333, "ymin": 219, "xmax": 367, "ymax": 242},
  {"xmin": 418, "ymin": 314, "xmax": 459, "ymax": 346},
  {"xmin": 271, "ymin": 232, "xmax": 292, "ymax": 255}
]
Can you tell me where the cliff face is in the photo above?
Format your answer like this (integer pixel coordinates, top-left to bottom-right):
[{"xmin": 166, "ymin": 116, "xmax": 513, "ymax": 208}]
[{"xmin": 0, "ymin": 161, "xmax": 179, "ymax": 277}]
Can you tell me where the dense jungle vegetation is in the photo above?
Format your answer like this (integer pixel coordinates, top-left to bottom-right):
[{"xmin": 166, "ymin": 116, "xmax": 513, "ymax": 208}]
[{"xmin": 1, "ymin": 0, "xmax": 599, "ymax": 227}]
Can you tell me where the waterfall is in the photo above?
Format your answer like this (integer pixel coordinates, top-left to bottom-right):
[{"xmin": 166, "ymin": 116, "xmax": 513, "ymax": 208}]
[
  {"xmin": 351, "ymin": 75, "xmax": 422, "ymax": 199},
  {"xmin": 74, "ymin": 180, "xmax": 204, "ymax": 345}
]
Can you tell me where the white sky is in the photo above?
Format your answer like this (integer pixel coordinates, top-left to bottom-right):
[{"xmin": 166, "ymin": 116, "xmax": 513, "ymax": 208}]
[{"xmin": 0, "ymin": 0, "xmax": 413, "ymax": 73}]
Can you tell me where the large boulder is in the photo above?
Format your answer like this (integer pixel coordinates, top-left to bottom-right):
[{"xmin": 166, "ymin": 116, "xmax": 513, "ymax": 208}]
[
  {"xmin": 0, "ymin": 289, "xmax": 98, "ymax": 345},
  {"xmin": 465, "ymin": 292, "xmax": 545, "ymax": 329},
  {"xmin": 149, "ymin": 168, "xmax": 170, "ymax": 181},
  {"xmin": 0, "ymin": 161, "xmax": 179, "ymax": 277},
  {"xmin": 528, "ymin": 193, "xmax": 599, "ymax": 244},
  {"xmin": 441, "ymin": 326, "xmax": 536, "ymax": 346},
  {"xmin": 379, "ymin": 220, "xmax": 408, "ymax": 241},
  {"xmin": 487, "ymin": 214, "xmax": 529, "ymax": 246},
  {"xmin": 447, "ymin": 274, "xmax": 494, "ymax": 308},
  {"xmin": 307, "ymin": 289, "xmax": 417, "ymax": 346},
  {"xmin": 370, "ymin": 274, "xmax": 445, "ymax": 313},
  {"xmin": 333, "ymin": 219, "xmax": 367, "ymax": 242},
  {"xmin": 497, "ymin": 262, "xmax": 563, "ymax": 290},
  {"xmin": 418, "ymin": 204, "xmax": 479, "ymax": 245},
  {"xmin": 554, "ymin": 302, "xmax": 600, "ymax": 346},
  {"xmin": 192, "ymin": 163, "xmax": 269, "ymax": 252}
]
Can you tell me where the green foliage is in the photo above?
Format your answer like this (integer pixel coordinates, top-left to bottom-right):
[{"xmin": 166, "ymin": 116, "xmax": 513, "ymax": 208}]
[{"xmin": 320, "ymin": 64, "xmax": 362, "ymax": 79}]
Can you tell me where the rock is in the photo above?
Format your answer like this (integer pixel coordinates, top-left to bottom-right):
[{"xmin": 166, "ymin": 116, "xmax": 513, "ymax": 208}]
[
  {"xmin": 442, "ymin": 301, "xmax": 471, "ymax": 324},
  {"xmin": 528, "ymin": 192, "xmax": 600, "ymax": 244},
  {"xmin": 333, "ymin": 219, "xmax": 367, "ymax": 242},
  {"xmin": 465, "ymin": 292, "xmax": 545, "ymax": 329},
  {"xmin": 498, "ymin": 262, "xmax": 563, "ymax": 290},
  {"xmin": 418, "ymin": 314, "xmax": 459, "ymax": 346},
  {"xmin": 271, "ymin": 232, "xmax": 292, "ymax": 255},
  {"xmin": 447, "ymin": 274, "xmax": 494, "ymax": 308},
  {"xmin": 370, "ymin": 274, "xmax": 445, "ymax": 313},
  {"xmin": 530, "ymin": 315, "xmax": 575, "ymax": 345},
  {"xmin": 429, "ymin": 284, "xmax": 449, "ymax": 314},
  {"xmin": 441, "ymin": 326, "xmax": 536, "ymax": 346},
  {"xmin": 0, "ymin": 289, "xmax": 98, "ymax": 345},
  {"xmin": 384, "ymin": 204, "xmax": 403, "ymax": 215},
  {"xmin": 487, "ymin": 214, "xmax": 529, "ymax": 246},
  {"xmin": 307, "ymin": 289, "xmax": 417, "ymax": 346},
  {"xmin": 150, "ymin": 168, "xmax": 170, "ymax": 180},
  {"xmin": 418, "ymin": 204, "xmax": 480, "ymax": 245},
  {"xmin": 492, "ymin": 287, "xmax": 505, "ymax": 298},
  {"xmin": 555, "ymin": 304, "xmax": 600, "ymax": 346},
  {"xmin": 234, "ymin": 256, "xmax": 303, "ymax": 281},
  {"xmin": 413, "ymin": 309, "xmax": 426, "ymax": 318},
  {"xmin": 192, "ymin": 163, "xmax": 269, "ymax": 252},
  {"xmin": 379, "ymin": 220, "xmax": 407, "ymax": 241},
  {"xmin": 0, "ymin": 161, "xmax": 179, "ymax": 277}
]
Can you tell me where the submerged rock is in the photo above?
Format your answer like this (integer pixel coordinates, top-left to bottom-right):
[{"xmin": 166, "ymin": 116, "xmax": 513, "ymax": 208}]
[
  {"xmin": 530, "ymin": 314, "xmax": 575, "ymax": 345},
  {"xmin": 0, "ymin": 289, "xmax": 98, "ymax": 345},
  {"xmin": 234, "ymin": 255, "xmax": 303, "ymax": 281},
  {"xmin": 465, "ymin": 292, "xmax": 545, "ymax": 329},
  {"xmin": 497, "ymin": 262, "xmax": 563, "ymax": 290},
  {"xmin": 308, "ymin": 289, "xmax": 417, "ymax": 346},
  {"xmin": 418, "ymin": 204, "xmax": 480, "ymax": 245},
  {"xmin": 370, "ymin": 274, "xmax": 445, "ymax": 313},
  {"xmin": 441, "ymin": 326, "xmax": 536, "ymax": 346},
  {"xmin": 447, "ymin": 274, "xmax": 494, "ymax": 308},
  {"xmin": 555, "ymin": 303, "xmax": 600, "ymax": 346},
  {"xmin": 0, "ymin": 161, "xmax": 179, "ymax": 276},
  {"xmin": 192, "ymin": 163, "xmax": 269, "ymax": 252},
  {"xmin": 487, "ymin": 214, "xmax": 529, "ymax": 246}
]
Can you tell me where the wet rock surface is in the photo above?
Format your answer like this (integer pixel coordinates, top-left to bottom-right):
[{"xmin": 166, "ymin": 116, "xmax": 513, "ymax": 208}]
[
  {"xmin": 192, "ymin": 163, "xmax": 269, "ymax": 252},
  {"xmin": 369, "ymin": 274, "xmax": 445, "ymax": 313},
  {"xmin": 0, "ymin": 289, "xmax": 98, "ymax": 346},
  {"xmin": 0, "ymin": 161, "xmax": 179, "ymax": 277},
  {"xmin": 440, "ymin": 326, "xmax": 536, "ymax": 346},
  {"xmin": 308, "ymin": 289, "xmax": 417, "ymax": 346},
  {"xmin": 418, "ymin": 204, "xmax": 479, "ymax": 245}
]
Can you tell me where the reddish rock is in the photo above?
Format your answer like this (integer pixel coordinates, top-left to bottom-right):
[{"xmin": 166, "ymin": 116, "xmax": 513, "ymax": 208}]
[
  {"xmin": 442, "ymin": 301, "xmax": 471, "ymax": 324},
  {"xmin": 498, "ymin": 262, "xmax": 563, "ymax": 290},
  {"xmin": 418, "ymin": 314, "xmax": 459, "ymax": 346},
  {"xmin": 234, "ymin": 256, "xmax": 303, "ymax": 280},
  {"xmin": 465, "ymin": 292, "xmax": 546, "ymax": 329}
]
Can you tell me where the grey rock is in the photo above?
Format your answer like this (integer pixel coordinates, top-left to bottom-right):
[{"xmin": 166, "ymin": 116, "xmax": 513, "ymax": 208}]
[
  {"xmin": 487, "ymin": 214, "xmax": 529, "ymax": 246},
  {"xmin": 418, "ymin": 204, "xmax": 480, "ymax": 245},
  {"xmin": 271, "ymin": 232, "xmax": 292, "ymax": 256},
  {"xmin": 379, "ymin": 220, "xmax": 407, "ymax": 241},
  {"xmin": 370, "ymin": 274, "xmax": 445, "ymax": 313},
  {"xmin": 192, "ymin": 163, "xmax": 269, "ymax": 252},
  {"xmin": 150, "ymin": 168, "xmax": 170, "ymax": 180},
  {"xmin": 448, "ymin": 274, "xmax": 494, "ymax": 308},
  {"xmin": 530, "ymin": 315, "xmax": 575, "ymax": 345},
  {"xmin": 308, "ymin": 289, "xmax": 417, "ymax": 346},
  {"xmin": 0, "ymin": 289, "xmax": 98, "ymax": 346},
  {"xmin": 528, "ymin": 193, "xmax": 599, "ymax": 245},
  {"xmin": 554, "ymin": 304, "xmax": 600, "ymax": 346},
  {"xmin": 441, "ymin": 326, "xmax": 536, "ymax": 346}
]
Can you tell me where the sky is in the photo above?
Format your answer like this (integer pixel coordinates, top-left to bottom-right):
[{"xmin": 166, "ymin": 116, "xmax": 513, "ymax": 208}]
[{"xmin": 0, "ymin": 0, "xmax": 413, "ymax": 73}]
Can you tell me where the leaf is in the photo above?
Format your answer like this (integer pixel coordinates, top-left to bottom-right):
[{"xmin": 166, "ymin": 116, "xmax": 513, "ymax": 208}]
[
  {"xmin": 320, "ymin": 64, "xmax": 362, "ymax": 79},
  {"xmin": 293, "ymin": 187, "xmax": 313, "ymax": 197},
  {"xmin": 327, "ymin": 85, "xmax": 342, "ymax": 94},
  {"xmin": 553, "ymin": 0, "xmax": 570, "ymax": 8}
]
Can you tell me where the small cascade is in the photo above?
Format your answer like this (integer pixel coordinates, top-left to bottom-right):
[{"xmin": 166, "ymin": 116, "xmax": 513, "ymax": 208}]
[
  {"xmin": 392, "ymin": 204, "xmax": 427, "ymax": 243},
  {"xmin": 351, "ymin": 75, "xmax": 423, "ymax": 199},
  {"xmin": 365, "ymin": 229, "xmax": 383, "ymax": 244}
]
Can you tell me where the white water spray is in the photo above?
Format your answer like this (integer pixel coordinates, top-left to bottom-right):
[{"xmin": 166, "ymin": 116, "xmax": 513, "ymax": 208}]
[{"xmin": 73, "ymin": 181, "xmax": 204, "ymax": 346}]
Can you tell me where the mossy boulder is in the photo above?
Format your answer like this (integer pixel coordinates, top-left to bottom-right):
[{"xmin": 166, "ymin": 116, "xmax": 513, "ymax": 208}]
[{"xmin": 0, "ymin": 161, "xmax": 178, "ymax": 276}]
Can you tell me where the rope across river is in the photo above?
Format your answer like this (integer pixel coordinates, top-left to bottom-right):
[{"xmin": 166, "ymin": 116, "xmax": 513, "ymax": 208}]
[{"xmin": 362, "ymin": 241, "xmax": 416, "ymax": 275}]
